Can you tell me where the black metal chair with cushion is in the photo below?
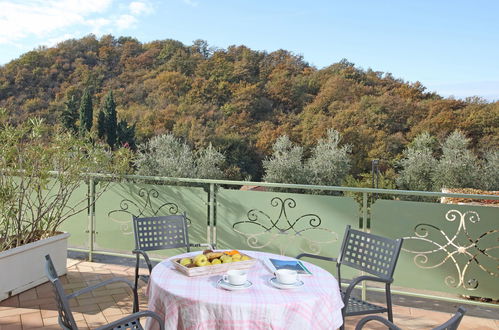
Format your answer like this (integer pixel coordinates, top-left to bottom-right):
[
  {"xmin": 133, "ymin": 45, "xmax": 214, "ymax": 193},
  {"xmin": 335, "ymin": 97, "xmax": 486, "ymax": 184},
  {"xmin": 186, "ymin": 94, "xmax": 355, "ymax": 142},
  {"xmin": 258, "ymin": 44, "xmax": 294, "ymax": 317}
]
[
  {"xmin": 132, "ymin": 214, "xmax": 212, "ymax": 303},
  {"xmin": 297, "ymin": 225, "xmax": 403, "ymax": 330},
  {"xmin": 355, "ymin": 306, "xmax": 466, "ymax": 330},
  {"xmin": 44, "ymin": 254, "xmax": 164, "ymax": 330}
]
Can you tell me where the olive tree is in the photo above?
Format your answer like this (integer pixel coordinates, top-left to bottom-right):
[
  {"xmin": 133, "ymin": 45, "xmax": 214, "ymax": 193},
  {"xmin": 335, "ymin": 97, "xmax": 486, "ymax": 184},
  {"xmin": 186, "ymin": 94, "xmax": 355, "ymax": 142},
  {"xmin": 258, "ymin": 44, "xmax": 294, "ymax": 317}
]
[
  {"xmin": 263, "ymin": 130, "xmax": 351, "ymax": 189},
  {"xmin": 135, "ymin": 133, "xmax": 225, "ymax": 179},
  {"xmin": 433, "ymin": 131, "xmax": 479, "ymax": 189},
  {"xmin": 396, "ymin": 132, "xmax": 438, "ymax": 191}
]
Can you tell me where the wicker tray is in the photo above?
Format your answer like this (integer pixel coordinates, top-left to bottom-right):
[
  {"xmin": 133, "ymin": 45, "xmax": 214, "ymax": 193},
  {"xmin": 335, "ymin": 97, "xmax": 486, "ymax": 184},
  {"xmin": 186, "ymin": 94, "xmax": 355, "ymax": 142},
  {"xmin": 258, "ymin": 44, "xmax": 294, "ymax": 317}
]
[{"xmin": 172, "ymin": 252, "xmax": 256, "ymax": 277}]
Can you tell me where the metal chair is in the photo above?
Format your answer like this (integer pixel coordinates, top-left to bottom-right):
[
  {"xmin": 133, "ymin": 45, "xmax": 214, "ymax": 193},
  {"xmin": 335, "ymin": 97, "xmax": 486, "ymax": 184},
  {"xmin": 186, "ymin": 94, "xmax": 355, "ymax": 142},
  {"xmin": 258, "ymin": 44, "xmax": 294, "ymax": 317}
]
[
  {"xmin": 297, "ymin": 225, "xmax": 403, "ymax": 330},
  {"xmin": 132, "ymin": 214, "xmax": 212, "ymax": 302},
  {"xmin": 44, "ymin": 254, "xmax": 164, "ymax": 330},
  {"xmin": 355, "ymin": 306, "xmax": 466, "ymax": 330}
]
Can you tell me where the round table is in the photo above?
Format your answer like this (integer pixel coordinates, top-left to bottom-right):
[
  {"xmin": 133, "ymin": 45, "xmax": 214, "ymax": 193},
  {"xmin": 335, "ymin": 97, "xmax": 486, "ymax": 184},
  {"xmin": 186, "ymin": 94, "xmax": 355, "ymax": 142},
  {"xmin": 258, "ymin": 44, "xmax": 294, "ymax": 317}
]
[{"xmin": 146, "ymin": 250, "xmax": 344, "ymax": 330}]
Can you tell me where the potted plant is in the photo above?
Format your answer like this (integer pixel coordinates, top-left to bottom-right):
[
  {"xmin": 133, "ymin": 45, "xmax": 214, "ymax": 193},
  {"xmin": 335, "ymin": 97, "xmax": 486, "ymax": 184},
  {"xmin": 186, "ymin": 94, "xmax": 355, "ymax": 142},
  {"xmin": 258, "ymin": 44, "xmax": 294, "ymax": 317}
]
[{"xmin": 0, "ymin": 113, "xmax": 131, "ymax": 301}]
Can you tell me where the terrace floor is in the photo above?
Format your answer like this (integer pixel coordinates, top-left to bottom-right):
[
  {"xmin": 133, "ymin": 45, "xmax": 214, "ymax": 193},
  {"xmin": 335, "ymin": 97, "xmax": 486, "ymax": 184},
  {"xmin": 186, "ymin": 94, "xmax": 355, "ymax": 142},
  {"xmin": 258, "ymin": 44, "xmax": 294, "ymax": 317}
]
[{"xmin": 0, "ymin": 257, "xmax": 498, "ymax": 330}]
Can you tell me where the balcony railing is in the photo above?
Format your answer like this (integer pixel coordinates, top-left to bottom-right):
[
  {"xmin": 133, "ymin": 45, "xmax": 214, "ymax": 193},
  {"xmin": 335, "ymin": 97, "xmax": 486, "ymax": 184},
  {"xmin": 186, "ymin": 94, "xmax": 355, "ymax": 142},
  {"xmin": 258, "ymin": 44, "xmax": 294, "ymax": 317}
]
[{"xmin": 59, "ymin": 173, "xmax": 499, "ymax": 309}]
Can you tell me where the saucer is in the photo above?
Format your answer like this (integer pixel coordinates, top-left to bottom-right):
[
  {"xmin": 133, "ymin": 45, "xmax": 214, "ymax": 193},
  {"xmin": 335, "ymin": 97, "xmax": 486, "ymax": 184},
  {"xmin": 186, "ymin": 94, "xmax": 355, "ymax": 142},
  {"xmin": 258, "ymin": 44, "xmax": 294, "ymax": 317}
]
[
  {"xmin": 269, "ymin": 277, "xmax": 304, "ymax": 290},
  {"xmin": 217, "ymin": 279, "xmax": 253, "ymax": 291}
]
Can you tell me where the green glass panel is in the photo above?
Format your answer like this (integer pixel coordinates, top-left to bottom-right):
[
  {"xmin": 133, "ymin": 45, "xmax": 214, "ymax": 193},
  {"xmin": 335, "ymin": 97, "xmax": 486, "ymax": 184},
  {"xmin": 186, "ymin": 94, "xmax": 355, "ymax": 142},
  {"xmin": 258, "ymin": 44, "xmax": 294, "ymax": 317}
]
[
  {"xmin": 93, "ymin": 182, "xmax": 209, "ymax": 258},
  {"xmin": 216, "ymin": 188, "xmax": 359, "ymax": 275},
  {"xmin": 59, "ymin": 182, "xmax": 89, "ymax": 248},
  {"xmin": 371, "ymin": 200, "xmax": 499, "ymax": 300}
]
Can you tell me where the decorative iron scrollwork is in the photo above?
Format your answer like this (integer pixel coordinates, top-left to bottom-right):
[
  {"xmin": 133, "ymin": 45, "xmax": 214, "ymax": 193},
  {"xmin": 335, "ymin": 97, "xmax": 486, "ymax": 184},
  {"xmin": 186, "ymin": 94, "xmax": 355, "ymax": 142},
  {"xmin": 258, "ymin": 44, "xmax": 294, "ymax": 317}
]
[
  {"xmin": 232, "ymin": 197, "xmax": 337, "ymax": 255},
  {"xmin": 108, "ymin": 187, "xmax": 186, "ymax": 234},
  {"xmin": 403, "ymin": 209, "xmax": 499, "ymax": 290}
]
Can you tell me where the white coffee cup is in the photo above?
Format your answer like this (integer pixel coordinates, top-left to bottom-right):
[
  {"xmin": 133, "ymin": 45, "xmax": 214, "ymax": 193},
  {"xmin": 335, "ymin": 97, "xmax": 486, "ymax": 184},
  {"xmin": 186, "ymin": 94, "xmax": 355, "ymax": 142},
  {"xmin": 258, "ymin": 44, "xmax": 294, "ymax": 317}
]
[
  {"xmin": 222, "ymin": 269, "xmax": 247, "ymax": 286},
  {"xmin": 274, "ymin": 269, "xmax": 299, "ymax": 285}
]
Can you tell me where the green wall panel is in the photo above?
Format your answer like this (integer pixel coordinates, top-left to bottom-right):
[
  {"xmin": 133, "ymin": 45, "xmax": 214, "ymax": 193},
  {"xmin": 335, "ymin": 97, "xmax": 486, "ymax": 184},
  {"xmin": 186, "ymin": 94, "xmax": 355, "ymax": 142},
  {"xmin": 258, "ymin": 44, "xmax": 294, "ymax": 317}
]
[
  {"xmin": 92, "ymin": 182, "xmax": 209, "ymax": 258},
  {"xmin": 216, "ymin": 189, "xmax": 359, "ymax": 275},
  {"xmin": 371, "ymin": 200, "xmax": 499, "ymax": 299}
]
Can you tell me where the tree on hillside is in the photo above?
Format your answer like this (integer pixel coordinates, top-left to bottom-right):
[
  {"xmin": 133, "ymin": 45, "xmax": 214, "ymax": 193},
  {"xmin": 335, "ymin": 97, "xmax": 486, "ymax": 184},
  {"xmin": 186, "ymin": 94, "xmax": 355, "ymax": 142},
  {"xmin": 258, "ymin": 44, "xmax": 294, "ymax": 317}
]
[
  {"xmin": 117, "ymin": 119, "xmax": 136, "ymax": 150},
  {"xmin": 103, "ymin": 91, "xmax": 117, "ymax": 148},
  {"xmin": 135, "ymin": 133, "xmax": 224, "ymax": 179},
  {"xmin": 61, "ymin": 95, "xmax": 78, "ymax": 133},
  {"xmin": 307, "ymin": 129, "xmax": 351, "ymax": 186},
  {"xmin": 263, "ymin": 136, "xmax": 309, "ymax": 184},
  {"xmin": 396, "ymin": 132, "xmax": 438, "ymax": 191},
  {"xmin": 78, "ymin": 89, "xmax": 93, "ymax": 135},
  {"xmin": 97, "ymin": 110, "xmax": 106, "ymax": 140},
  {"xmin": 479, "ymin": 151, "xmax": 499, "ymax": 191},
  {"xmin": 433, "ymin": 131, "xmax": 480, "ymax": 189}
]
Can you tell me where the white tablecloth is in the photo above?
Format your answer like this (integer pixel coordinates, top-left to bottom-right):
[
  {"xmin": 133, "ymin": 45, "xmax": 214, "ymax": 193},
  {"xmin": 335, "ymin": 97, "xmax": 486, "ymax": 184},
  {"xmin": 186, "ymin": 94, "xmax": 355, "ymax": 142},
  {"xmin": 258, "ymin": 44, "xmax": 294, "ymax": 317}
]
[{"xmin": 146, "ymin": 250, "xmax": 344, "ymax": 330}]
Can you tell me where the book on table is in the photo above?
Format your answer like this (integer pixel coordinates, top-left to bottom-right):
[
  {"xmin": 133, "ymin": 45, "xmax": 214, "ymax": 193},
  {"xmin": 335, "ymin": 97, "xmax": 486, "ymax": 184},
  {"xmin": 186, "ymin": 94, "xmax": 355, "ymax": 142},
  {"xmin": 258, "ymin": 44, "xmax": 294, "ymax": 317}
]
[{"xmin": 264, "ymin": 257, "xmax": 313, "ymax": 275}]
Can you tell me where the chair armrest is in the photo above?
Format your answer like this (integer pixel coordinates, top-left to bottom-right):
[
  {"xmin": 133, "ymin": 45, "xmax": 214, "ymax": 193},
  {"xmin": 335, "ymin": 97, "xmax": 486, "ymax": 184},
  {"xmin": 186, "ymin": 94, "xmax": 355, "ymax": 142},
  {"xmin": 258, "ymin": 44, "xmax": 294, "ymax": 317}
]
[
  {"xmin": 133, "ymin": 249, "xmax": 153, "ymax": 274},
  {"xmin": 355, "ymin": 315, "xmax": 401, "ymax": 330},
  {"xmin": 296, "ymin": 253, "xmax": 337, "ymax": 263},
  {"xmin": 190, "ymin": 243, "xmax": 214, "ymax": 250},
  {"xmin": 342, "ymin": 275, "xmax": 392, "ymax": 304},
  {"xmin": 95, "ymin": 310, "xmax": 165, "ymax": 330},
  {"xmin": 66, "ymin": 277, "xmax": 135, "ymax": 300}
]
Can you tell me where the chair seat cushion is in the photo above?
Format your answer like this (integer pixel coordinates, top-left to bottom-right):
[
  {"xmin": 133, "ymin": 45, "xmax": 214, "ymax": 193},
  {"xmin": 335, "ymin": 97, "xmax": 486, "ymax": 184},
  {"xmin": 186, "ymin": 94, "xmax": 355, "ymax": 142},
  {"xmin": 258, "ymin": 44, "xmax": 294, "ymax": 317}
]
[{"xmin": 343, "ymin": 294, "xmax": 387, "ymax": 316}]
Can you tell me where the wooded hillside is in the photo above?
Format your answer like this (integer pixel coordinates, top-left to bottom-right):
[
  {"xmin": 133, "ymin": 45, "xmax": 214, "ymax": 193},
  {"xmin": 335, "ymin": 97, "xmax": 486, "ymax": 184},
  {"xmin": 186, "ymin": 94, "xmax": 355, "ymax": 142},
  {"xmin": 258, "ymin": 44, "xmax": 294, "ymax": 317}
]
[{"xmin": 0, "ymin": 34, "xmax": 497, "ymax": 180}]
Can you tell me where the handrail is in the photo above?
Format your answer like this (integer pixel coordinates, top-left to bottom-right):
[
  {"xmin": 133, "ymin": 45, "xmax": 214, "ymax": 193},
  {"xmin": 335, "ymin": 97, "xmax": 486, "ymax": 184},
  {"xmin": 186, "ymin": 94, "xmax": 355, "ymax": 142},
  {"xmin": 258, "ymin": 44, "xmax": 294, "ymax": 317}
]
[{"xmin": 46, "ymin": 171, "xmax": 499, "ymax": 200}]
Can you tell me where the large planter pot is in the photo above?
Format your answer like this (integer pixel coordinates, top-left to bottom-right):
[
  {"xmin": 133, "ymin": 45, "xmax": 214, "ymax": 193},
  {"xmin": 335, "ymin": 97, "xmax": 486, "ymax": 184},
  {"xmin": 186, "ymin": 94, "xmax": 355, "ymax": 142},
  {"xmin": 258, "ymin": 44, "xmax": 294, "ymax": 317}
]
[{"xmin": 0, "ymin": 232, "xmax": 70, "ymax": 301}]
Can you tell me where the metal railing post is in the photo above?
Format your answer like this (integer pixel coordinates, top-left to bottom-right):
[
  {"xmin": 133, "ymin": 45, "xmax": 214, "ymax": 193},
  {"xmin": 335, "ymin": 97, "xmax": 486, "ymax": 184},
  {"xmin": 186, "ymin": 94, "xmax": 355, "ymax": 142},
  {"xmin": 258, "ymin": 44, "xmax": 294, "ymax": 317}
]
[
  {"xmin": 88, "ymin": 177, "xmax": 95, "ymax": 262},
  {"xmin": 209, "ymin": 183, "xmax": 216, "ymax": 248},
  {"xmin": 361, "ymin": 191, "xmax": 368, "ymax": 301}
]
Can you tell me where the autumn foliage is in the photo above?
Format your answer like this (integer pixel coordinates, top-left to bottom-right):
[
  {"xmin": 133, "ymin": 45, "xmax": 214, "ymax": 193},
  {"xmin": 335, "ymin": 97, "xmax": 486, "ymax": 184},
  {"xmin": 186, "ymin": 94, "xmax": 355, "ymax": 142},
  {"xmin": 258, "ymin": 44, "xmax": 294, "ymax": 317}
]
[{"xmin": 0, "ymin": 34, "xmax": 497, "ymax": 180}]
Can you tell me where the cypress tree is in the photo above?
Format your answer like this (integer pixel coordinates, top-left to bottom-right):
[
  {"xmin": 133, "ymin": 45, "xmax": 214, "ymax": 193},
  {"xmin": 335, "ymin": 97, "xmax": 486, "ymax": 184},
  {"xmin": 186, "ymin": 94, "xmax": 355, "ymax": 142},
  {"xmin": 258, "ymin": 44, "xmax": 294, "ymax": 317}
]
[
  {"xmin": 117, "ymin": 119, "xmax": 136, "ymax": 150},
  {"xmin": 61, "ymin": 95, "xmax": 78, "ymax": 133},
  {"xmin": 103, "ymin": 91, "xmax": 117, "ymax": 148},
  {"xmin": 79, "ymin": 89, "xmax": 93, "ymax": 135},
  {"xmin": 97, "ymin": 110, "xmax": 106, "ymax": 140}
]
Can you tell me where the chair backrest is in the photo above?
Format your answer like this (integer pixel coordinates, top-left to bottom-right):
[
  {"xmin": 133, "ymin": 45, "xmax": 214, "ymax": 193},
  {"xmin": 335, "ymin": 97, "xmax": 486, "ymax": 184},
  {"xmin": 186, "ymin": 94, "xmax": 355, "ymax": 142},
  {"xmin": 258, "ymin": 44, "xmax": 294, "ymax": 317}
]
[
  {"xmin": 338, "ymin": 225, "xmax": 403, "ymax": 280},
  {"xmin": 45, "ymin": 255, "xmax": 78, "ymax": 330},
  {"xmin": 133, "ymin": 214, "xmax": 191, "ymax": 252}
]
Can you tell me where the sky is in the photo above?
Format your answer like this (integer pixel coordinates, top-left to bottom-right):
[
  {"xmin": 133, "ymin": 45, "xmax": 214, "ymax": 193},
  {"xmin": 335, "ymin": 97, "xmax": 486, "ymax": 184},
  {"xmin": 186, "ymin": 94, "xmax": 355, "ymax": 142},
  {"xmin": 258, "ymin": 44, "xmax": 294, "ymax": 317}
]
[{"xmin": 0, "ymin": 0, "xmax": 498, "ymax": 101}]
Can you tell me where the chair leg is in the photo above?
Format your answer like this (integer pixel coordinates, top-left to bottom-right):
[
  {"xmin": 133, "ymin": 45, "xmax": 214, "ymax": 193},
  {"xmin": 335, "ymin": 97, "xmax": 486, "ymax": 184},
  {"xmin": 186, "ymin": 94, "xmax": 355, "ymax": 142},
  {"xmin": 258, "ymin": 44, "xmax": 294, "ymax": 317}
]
[
  {"xmin": 386, "ymin": 283, "xmax": 393, "ymax": 322},
  {"xmin": 133, "ymin": 254, "xmax": 140, "ymax": 313}
]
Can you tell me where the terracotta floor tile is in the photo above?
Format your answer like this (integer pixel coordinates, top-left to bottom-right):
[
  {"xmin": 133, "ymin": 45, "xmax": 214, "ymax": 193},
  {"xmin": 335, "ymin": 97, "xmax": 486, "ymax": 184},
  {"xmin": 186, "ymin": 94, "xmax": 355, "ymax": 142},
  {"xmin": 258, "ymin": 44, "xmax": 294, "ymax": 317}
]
[
  {"xmin": 0, "ymin": 309, "xmax": 40, "ymax": 318},
  {"xmin": 41, "ymin": 316, "xmax": 59, "ymax": 326},
  {"xmin": 76, "ymin": 294, "xmax": 114, "ymax": 307},
  {"xmin": 19, "ymin": 312, "xmax": 43, "ymax": 329},
  {"xmin": 100, "ymin": 304, "xmax": 125, "ymax": 318},
  {"xmin": 0, "ymin": 297, "xmax": 19, "ymax": 309},
  {"xmin": 0, "ymin": 315, "xmax": 21, "ymax": 325},
  {"xmin": 16, "ymin": 290, "xmax": 37, "ymax": 303},
  {"xmin": 39, "ymin": 305, "xmax": 58, "ymax": 319},
  {"xmin": 83, "ymin": 311, "xmax": 107, "ymax": 327},
  {"xmin": 18, "ymin": 297, "xmax": 55, "ymax": 309},
  {"xmin": 71, "ymin": 304, "xmax": 101, "ymax": 314},
  {"xmin": 0, "ymin": 324, "xmax": 23, "ymax": 330},
  {"xmin": 104, "ymin": 313, "xmax": 127, "ymax": 323}
]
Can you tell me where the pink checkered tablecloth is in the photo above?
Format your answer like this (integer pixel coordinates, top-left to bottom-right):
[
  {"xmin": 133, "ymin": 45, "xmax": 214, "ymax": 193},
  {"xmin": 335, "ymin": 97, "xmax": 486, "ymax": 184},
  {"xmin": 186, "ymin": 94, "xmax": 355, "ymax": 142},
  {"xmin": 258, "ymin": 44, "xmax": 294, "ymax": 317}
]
[{"xmin": 146, "ymin": 250, "xmax": 344, "ymax": 330}]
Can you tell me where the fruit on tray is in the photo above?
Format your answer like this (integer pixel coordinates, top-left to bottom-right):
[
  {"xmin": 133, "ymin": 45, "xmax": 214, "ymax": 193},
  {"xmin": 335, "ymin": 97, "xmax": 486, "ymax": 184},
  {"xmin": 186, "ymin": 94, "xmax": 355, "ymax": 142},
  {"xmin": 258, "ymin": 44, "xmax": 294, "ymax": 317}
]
[
  {"xmin": 178, "ymin": 250, "xmax": 251, "ymax": 267},
  {"xmin": 179, "ymin": 258, "xmax": 191, "ymax": 266},
  {"xmin": 211, "ymin": 259, "xmax": 222, "ymax": 265},
  {"xmin": 193, "ymin": 254, "xmax": 209, "ymax": 267}
]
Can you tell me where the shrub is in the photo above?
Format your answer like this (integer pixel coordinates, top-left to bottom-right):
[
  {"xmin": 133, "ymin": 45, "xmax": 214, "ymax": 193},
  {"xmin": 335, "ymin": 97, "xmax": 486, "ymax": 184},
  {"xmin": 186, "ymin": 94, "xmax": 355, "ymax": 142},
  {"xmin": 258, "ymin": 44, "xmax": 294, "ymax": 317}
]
[{"xmin": 0, "ymin": 113, "xmax": 132, "ymax": 251}]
